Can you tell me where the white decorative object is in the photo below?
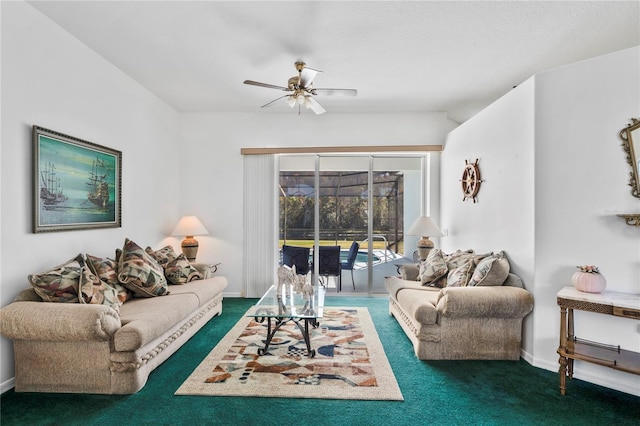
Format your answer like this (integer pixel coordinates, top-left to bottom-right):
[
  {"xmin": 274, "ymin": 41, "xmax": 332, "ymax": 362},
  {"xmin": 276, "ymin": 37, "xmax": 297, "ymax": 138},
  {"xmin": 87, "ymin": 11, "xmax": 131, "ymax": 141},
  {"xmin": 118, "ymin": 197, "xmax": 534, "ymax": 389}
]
[
  {"xmin": 277, "ymin": 264, "xmax": 296, "ymax": 297},
  {"xmin": 302, "ymin": 280, "xmax": 314, "ymax": 301}
]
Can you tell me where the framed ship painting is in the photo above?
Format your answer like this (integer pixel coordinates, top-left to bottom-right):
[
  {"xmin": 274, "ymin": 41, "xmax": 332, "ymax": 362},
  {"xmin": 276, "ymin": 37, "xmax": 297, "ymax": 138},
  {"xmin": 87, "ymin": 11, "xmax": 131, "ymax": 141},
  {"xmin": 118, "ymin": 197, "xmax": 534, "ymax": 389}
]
[{"xmin": 33, "ymin": 126, "xmax": 122, "ymax": 233}]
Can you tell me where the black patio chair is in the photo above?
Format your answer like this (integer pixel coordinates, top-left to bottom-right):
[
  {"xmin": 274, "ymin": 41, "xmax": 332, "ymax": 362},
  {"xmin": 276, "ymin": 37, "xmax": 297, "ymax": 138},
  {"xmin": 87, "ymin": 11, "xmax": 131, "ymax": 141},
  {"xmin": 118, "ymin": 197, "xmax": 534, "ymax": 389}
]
[
  {"xmin": 315, "ymin": 245, "xmax": 342, "ymax": 292},
  {"xmin": 340, "ymin": 241, "xmax": 360, "ymax": 290},
  {"xmin": 281, "ymin": 245, "xmax": 311, "ymax": 275}
]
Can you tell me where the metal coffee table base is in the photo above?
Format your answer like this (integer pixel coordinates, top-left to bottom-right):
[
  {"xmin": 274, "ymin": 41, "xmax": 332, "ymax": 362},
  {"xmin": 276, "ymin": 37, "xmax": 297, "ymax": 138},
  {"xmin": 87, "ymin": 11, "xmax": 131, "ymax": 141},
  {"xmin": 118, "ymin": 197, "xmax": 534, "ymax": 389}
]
[{"xmin": 255, "ymin": 315, "xmax": 319, "ymax": 357}]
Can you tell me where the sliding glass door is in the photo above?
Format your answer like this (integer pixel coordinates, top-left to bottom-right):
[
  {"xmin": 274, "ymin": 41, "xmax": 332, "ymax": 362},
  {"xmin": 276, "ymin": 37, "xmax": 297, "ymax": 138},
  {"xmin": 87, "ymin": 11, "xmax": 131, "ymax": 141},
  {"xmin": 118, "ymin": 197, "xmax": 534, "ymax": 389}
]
[{"xmin": 279, "ymin": 154, "xmax": 425, "ymax": 295}]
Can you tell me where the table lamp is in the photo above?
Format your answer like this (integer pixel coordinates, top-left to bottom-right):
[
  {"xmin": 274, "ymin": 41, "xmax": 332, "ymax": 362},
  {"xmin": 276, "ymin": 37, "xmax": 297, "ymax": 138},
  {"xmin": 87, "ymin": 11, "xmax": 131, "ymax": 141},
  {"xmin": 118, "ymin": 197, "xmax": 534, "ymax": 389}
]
[
  {"xmin": 171, "ymin": 216, "xmax": 209, "ymax": 262},
  {"xmin": 407, "ymin": 216, "xmax": 444, "ymax": 260}
]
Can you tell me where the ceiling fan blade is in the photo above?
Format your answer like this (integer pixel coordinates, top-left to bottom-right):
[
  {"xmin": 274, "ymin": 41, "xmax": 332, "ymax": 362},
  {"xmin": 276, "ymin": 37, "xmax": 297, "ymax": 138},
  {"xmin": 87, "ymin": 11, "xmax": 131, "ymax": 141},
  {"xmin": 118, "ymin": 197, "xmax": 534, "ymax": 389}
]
[
  {"xmin": 243, "ymin": 80, "xmax": 290, "ymax": 91},
  {"xmin": 299, "ymin": 67, "xmax": 321, "ymax": 88},
  {"xmin": 306, "ymin": 97, "xmax": 326, "ymax": 115},
  {"xmin": 314, "ymin": 88, "xmax": 358, "ymax": 97},
  {"xmin": 260, "ymin": 95, "xmax": 289, "ymax": 108}
]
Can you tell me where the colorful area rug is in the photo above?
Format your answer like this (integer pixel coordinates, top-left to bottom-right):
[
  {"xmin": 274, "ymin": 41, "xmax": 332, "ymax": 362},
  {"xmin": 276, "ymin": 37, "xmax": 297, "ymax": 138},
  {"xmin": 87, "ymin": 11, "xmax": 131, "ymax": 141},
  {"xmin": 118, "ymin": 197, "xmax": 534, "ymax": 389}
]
[{"xmin": 175, "ymin": 307, "xmax": 403, "ymax": 400}]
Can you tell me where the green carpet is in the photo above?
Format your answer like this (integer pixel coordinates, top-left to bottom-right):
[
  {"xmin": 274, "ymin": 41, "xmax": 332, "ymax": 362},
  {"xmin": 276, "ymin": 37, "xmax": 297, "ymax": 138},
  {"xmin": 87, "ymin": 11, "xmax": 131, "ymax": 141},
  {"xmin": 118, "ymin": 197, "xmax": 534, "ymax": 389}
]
[{"xmin": 1, "ymin": 297, "xmax": 639, "ymax": 426}]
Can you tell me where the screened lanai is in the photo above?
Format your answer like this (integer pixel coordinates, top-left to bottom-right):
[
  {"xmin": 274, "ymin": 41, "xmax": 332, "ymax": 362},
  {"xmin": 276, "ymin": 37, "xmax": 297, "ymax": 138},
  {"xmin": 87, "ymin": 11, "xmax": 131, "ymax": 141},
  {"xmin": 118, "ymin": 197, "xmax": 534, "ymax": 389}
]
[{"xmin": 279, "ymin": 170, "xmax": 406, "ymax": 253}]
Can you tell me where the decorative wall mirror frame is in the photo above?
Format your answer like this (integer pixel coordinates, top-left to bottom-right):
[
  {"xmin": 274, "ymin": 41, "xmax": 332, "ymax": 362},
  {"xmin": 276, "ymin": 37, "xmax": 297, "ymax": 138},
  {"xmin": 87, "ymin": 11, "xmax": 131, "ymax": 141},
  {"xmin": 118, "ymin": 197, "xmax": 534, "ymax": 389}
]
[
  {"xmin": 617, "ymin": 118, "xmax": 640, "ymax": 227},
  {"xmin": 619, "ymin": 118, "xmax": 640, "ymax": 198}
]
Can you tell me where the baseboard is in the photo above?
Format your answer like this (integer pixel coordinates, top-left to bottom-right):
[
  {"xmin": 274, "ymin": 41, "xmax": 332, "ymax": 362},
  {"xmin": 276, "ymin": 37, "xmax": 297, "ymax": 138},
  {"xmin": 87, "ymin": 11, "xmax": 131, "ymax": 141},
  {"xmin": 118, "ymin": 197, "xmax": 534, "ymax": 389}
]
[
  {"xmin": 520, "ymin": 348, "xmax": 534, "ymax": 365},
  {"xmin": 530, "ymin": 356, "xmax": 640, "ymax": 397},
  {"xmin": 1, "ymin": 377, "xmax": 15, "ymax": 395}
]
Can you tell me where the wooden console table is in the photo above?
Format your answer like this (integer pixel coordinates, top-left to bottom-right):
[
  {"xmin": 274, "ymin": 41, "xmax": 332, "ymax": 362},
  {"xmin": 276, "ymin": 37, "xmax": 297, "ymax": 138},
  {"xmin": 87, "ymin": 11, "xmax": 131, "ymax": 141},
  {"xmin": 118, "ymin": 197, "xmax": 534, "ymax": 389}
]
[{"xmin": 556, "ymin": 286, "xmax": 640, "ymax": 395}]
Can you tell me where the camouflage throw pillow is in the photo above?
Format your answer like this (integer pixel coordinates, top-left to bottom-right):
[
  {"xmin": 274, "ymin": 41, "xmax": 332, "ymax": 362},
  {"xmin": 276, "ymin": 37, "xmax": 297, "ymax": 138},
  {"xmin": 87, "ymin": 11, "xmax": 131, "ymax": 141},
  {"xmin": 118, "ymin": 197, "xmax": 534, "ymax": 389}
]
[
  {"xmin": 164, "ymin": 253, "xmax": 203, "ymax": 284},
  {"xmin": 28, "ymin": 254, "xmax": 86, "ymax": 303},
  {"xmin": 444, "ymin": 249, "xmax": 476, "ymax": 269},
  {"xmin": 446, "ymin": 260, "xmax": 476, "ymax": 287},
  {"xmin": 468, "ymin": 251, "xmax": 510, "ymax": 286},
  {"xmin": 146, "ymin": 245, "xmax": 203, "ymax": 284},
  {"xmin": 444, "ymin": 251, "xmax": 490, "ymax": 287},
  {"xmin": 28, "ymin": 254, "xmax": 121, "ymax": 312},
  {"xmin": 418, "ymin": 249, "xmax": 448, "ymax": 285},
  {"xmin": 145, "ymin": 245, "xmax": 177, "ymax": 266},
  {"xmin": 78, "ymin": 262, "xmax": 120, "ymax": 313},
  {"xmin": 118, "ymin": 238, "xmax": 168, "ymax": 297},
  {"xmin": 86, "ymin": 254, "xmax": 131, "ymax": 305}
]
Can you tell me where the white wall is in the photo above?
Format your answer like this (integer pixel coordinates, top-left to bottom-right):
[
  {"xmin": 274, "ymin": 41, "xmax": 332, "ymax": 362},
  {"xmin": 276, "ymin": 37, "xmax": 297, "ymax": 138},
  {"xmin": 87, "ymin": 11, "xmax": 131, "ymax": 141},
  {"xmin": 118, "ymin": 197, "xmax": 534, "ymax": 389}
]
[
  {"xmin": 533, "ymin": 47, "xmax": 640, "ymax": 395},
  {"xmin": 441, "ymin": 77, "xmax": 536, "ymax": 352},
  {"xmin": 0, "ymin": 2, "xmax": 181, "ymax": 388},
  {"xmin": 441, "ymin": 46, "xmax": 640, "ymax": 396},
  {"xmin": 179, "ymin": 112, "xmax": 453, "ymax": 296}
]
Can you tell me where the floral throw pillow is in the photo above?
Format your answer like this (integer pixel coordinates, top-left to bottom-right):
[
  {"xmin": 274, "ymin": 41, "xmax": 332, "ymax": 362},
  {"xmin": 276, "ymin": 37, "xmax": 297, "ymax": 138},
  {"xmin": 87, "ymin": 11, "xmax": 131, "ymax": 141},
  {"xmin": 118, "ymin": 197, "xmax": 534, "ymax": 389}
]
[
  {"xmin": 146, "ymin": 245, "xmax": 203, "ymax": 284},
  {"xmin": 118, "ymin": 238, "xmax": 168, "ymax": 297},
  {"xmin": 85, "ymin": 254, "xmax": 131, "ymax": 305},
  {"xmin": 418, "ymin": 249, "xmax": 448, "ymax": 285}
]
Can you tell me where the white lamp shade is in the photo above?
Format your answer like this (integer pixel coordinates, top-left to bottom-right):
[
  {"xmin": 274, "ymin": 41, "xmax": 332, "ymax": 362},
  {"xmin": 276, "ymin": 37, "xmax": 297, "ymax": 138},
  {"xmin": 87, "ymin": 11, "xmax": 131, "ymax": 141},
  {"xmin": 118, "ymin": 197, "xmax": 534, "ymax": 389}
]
[
  {"xmin": 407, "ymin": 216, "xmax": 443, "ymax": 237},
  {"xmin": 171, "ymin": 216, "xmax": 209, "ymax": 237}
]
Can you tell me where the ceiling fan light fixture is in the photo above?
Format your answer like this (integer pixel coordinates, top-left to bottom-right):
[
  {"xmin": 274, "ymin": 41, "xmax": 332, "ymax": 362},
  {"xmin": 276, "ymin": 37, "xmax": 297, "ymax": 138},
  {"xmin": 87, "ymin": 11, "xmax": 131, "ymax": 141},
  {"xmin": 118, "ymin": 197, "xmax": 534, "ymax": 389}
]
[{"xmin": 244, "ymin": 61, "xmax": 356, "ymax": 115}]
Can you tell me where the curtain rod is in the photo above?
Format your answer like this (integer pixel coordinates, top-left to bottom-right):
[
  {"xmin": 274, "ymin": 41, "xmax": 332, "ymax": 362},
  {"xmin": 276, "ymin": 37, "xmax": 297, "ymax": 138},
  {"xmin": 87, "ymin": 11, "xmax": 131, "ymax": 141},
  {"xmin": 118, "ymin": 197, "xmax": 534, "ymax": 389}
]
[{"xmin": 240, "ymin": 145, "xmax": 443, "ymax": 155}]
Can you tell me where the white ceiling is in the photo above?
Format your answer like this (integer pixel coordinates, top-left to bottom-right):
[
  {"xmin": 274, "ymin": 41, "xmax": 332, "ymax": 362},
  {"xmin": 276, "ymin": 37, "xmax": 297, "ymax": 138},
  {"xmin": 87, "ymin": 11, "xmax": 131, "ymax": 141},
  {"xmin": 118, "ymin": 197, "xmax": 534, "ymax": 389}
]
[{"xmin": 28, "ymin": 1, "xmax": 640, "ymax": 123}]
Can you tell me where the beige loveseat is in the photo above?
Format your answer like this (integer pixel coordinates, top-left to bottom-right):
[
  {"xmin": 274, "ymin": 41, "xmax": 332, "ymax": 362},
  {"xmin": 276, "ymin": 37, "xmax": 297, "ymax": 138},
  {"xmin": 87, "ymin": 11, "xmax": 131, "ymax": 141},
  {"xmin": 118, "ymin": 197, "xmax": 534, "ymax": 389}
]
[
  {"xmin": 0, "ymin": 267, "xmax": 227, "ymax": 394},
  {"xmin": 385, "ymin": 250, "xmax": 534, "ymax": 360}
]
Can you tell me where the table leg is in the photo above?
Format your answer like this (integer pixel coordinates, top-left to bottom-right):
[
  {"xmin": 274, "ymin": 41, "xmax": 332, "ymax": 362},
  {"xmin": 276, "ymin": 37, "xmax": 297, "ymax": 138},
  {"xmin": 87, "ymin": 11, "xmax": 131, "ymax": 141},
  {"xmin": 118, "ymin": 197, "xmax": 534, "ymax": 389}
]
[
  {"xmin": 256, "ymin": 316, "xmax": 319, "ymax": 357},
  {"xmin": 558, "ymin": 305, "xmax": 568, "ymax": 395},
  {"xmin": 257, "ymin": 317, "xmax": 287, "ymax": 356},
  {"xmin": 567, "ymin": 308, "xmax": 574, "ymax": 378},
  {"xmin": 291, "ymin": 318, "xmax": 317, "ymax": 357}
]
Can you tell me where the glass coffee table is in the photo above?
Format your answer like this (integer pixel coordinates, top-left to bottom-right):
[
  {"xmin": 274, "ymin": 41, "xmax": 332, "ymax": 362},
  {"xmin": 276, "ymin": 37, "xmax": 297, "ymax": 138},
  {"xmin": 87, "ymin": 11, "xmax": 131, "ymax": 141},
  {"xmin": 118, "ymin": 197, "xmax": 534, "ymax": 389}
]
[{"xmin": 248, "ymin": 283, "xmax": 325, "ymax": 357}]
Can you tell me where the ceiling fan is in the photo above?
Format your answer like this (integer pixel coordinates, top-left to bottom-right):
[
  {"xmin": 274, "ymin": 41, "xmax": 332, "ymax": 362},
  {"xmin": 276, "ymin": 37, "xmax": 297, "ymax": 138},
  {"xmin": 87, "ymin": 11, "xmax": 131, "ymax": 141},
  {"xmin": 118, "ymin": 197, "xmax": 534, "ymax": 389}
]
[{"xmin": 243, "ymin": 61, "xmax": 357, "ymax": 115}]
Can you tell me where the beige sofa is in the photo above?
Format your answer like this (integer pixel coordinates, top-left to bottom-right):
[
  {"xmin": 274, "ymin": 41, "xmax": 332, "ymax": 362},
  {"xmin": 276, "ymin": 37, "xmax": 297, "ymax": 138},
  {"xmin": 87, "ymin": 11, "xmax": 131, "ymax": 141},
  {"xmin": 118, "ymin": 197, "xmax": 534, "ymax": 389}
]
[
  {"xmin": 0, "ymin": 274, "xmax": 227, "ymax": 394},
  {"xmin": 385, "ymin": 252, "xmax": 534, "ymax": 361}
]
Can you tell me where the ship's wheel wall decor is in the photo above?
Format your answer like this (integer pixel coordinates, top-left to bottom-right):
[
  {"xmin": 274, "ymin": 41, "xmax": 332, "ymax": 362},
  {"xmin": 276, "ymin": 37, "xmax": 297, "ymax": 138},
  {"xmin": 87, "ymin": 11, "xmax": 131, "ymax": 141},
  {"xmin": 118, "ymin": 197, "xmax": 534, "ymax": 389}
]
[{"xmin": 460, "ymin": 158, "xmax": 483, "ymax": 203}]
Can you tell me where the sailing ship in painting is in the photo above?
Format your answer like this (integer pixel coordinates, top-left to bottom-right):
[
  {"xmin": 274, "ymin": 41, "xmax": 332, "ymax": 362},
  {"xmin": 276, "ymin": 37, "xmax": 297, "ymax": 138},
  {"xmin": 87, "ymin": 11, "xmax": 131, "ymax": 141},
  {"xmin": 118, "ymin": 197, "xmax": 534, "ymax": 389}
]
[
  {"xmin": 39, "ymin": 157, "xmax": 111, "ymax": 211},
  {"xmin": 86, "ymin": 157, "xmax": 110, "ymax": 209},
  {"xmin": 39, "ymin": 161, "xmax": 67, "ymax": 208}
]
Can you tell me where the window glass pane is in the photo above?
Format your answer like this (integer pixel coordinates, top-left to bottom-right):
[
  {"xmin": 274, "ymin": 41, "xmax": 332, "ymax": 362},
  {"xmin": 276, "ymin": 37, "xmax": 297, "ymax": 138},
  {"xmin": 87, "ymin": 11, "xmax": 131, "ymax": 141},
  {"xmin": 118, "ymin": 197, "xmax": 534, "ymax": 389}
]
[
  {"xmin": 279, "ymin": 156, "xmax": 315, "ymax": 264},
  {"xmin": 279, "ymin": 154, "xmax": 422, "ymax": 295}
]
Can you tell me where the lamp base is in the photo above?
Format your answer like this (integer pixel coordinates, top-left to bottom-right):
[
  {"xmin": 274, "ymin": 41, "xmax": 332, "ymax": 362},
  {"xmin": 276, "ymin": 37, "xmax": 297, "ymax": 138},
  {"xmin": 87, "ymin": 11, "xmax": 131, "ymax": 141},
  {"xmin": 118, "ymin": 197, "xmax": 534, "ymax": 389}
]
[
  {"xmin": 181, "ymin": 236, "xmax": 199, "ymax": 262},
  {"xmin": 417, "ymin": 237, "xmax": 434, "ymax": 260}
]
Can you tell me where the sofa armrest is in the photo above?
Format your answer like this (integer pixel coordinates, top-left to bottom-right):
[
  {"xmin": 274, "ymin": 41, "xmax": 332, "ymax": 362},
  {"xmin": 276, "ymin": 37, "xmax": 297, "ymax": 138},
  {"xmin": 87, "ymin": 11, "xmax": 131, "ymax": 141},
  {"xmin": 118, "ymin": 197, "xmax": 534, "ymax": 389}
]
[
  {"xmin": 192, "ymin": 262, "xmax": 219, "ymax": 279},
  {"xmin": 436, "ymin": 286, "xmax": 534, "ymax": 319},
  {"xmin": 399, "ymin": 263, "xmax": 420, "ymax": 281},
  {"xmin": 0, "ymin": 301, "xmax": 121, "ymax": 342},
  {"xmin": 385, "ymin": 276, "xmax": 433, "ymax": 299}
]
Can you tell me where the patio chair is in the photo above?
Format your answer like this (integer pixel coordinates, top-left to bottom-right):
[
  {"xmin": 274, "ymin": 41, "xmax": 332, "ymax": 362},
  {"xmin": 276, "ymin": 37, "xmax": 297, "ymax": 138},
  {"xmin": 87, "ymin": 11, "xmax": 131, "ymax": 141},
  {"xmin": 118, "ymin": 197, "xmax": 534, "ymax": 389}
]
[
  {"xmin": 281, "ymin": 245, "xmax": 311, "ymax": 276},
  {"xmin": 316, "ymin": 245, "xmax": 342, "ymax": 292},
  {"xmin": 340, "ymin": 241, "xmax": 360, "ymax": 290}
]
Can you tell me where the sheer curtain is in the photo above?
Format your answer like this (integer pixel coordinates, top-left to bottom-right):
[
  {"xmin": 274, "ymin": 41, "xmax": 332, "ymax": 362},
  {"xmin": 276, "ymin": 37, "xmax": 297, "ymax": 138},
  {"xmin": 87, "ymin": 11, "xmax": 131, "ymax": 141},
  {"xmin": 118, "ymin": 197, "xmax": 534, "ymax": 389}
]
[{"xmin": 243, "ymin": 154, "xmax": 278, "ymax": 297}]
